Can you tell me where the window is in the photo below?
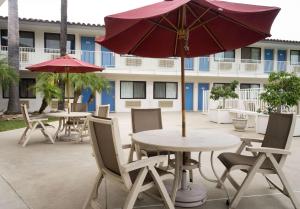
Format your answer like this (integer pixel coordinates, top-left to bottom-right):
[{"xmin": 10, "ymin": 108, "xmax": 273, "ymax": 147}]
[
  {"xmin": 1, "ymin": 30, "xmax": 35, "ymax": 49},
  {"xmin": 44, "ymin": 33, "xmax": 75, "ymax": 53},
  {"xmin": 153, "ymin": 82, "xmax": 178, "ymax": 99},
  {"xmin": 213, "ymin": 83, "xmax": 229, "ymax": 88},
  {"xmin": 214, "ymin": 50, "xmax": 235, "ymax": 62},
  {"xmin": 19, "ymin": 79, "xmax": 36, "ymax": 98},
  {"xmin": 290, "ymin": 50, "xmax": 300, "ymax": 65},
  {"xmin": 241, "ymin": 47, "xmax": 261, "ymax": 62},
  {"xmin": 120, "ymin": 81, "xmax": 146, "ymax": 99},
  {"xmin": 2, "ymin": 86, "xmax": 9, "ymax": 98},
  {"xmin": 240, "ymin": 83, "xmax": 260, "ymax": 89},
  {"xmin": 184, "ymin": 58, "xmax": 193, "ymax": 70}
]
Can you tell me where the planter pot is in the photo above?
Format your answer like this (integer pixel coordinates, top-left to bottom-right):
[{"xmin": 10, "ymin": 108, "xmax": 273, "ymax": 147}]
[
  {"xmin": 256, "ymin": 114, "xmax": 300, "ymax": 137},
  {"xmin": 208, "ymin": 109, "xmax": 232, "ymax": 124},
  {"xmin": 232, "ymin": 118, "xmax": 248, "ymax": 132},
  {"xmin": 256, "ymin": 114, "xmax": 269, "ymax": 134}
]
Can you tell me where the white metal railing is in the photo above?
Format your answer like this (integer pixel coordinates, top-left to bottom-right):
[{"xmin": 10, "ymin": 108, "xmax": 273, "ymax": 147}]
[{"xmin": 1, "ymin": 47, "xmax": 300, "ymax": 76}]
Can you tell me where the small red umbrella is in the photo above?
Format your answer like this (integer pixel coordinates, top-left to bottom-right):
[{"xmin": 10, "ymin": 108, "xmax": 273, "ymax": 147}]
[
  {"xmin": 97, "ymin": 0, "xmax": 280, "ymax": 137},
  {"xmin": 26, "ymin": 55, "xmax": 104, "ymax": 112}
]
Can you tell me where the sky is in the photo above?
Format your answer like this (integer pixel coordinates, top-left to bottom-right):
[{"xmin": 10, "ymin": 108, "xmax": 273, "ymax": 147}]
[{"xmin": 0, "ymin": 0, "xmax": 299, "ymax": 41}]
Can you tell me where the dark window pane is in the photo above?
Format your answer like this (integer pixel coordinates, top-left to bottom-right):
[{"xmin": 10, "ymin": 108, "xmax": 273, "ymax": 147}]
[
  {"xmin": 19, "ymin": 79, "xmax": 36, "ymax": 98},
  {"xmin": 44, "ymin": 33, "xmax": 75, "ymax": 53},
  {"xmin": 291, "ymin": 50, "xmax": 300, "ymax": 65},
  {"xmin": 1, "ymin": 30, "xmax": 35, "ymax": 48},
  {"xmin": 2, "ymin": 86, "xmax": 9, "ymax": 98},
  {"xmin": 133, "ymin": 82, "xmax": 146, "ymax": 98},
  {"xmin": 20, "ymin": 31, "xmax": 34, "ymax": 48},
  {"xmin": 241, "ymin": 47, "xmax": 251, "ymax": 60},
  {"xmin": 154, "ymin": 83, "xmax": 166, "ymax": 99}
]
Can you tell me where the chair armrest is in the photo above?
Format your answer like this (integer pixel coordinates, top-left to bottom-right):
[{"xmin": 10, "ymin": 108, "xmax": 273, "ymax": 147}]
[
  {"xmin": 30, "ymin": 118, "xmax": 48, "ymax": 122},
  {"xmin": 240, "ymin": 137, "xmax": 263, "ymax": 144},
  {"xmin": 122, "ymin": 144, "xmax": 132, "ymax": 149},
  {"xmin": 246, "ymin": 147, "xmax": 291, "ymax": 155},
  {"xmin": 122, "ymin": 155, "xmax": 167, "ymax": 172}
]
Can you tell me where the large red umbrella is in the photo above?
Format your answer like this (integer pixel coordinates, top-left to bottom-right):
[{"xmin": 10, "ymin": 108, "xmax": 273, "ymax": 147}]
[
  {"xmin": 97, "ymin": 0, "xmax": 280, "ymax": 136},
  {"xmin": 26, "ymin": 55, "xmax": 104, "ymax": 112}
]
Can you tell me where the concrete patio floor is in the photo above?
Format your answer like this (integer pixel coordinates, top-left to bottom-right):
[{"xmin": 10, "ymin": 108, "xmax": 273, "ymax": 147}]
[{"xmin": 0, "ymin": 112, "xmax": 299, "ymax": 209}]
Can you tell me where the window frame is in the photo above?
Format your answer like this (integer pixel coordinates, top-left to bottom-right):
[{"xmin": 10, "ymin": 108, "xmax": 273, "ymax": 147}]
[
  {"xmin": 19, "ymin": 78, "xmax": 36, "ymax": 99},
  {"xmin": 1, "ymin": 29, "xmax": 35, "ymax": 49},
  {"xmin": 214, "ymin": 50, "xmax": 235, "ymax": 62},
  {"xmin": 240, "ymin": 83, "xmax": 260, "ymax": 90},
  {"xmin": 120, "ymin": 81, "xmax": 146, "ymax": 99},
  {"xmin": 153, "ymin": 82, "xmax": 178, "ymax": 99},
  {"xmin": 290, "ymin": 50, "xmax": 300, "ymax": 65},
  {"xmin": 241, "ymin": 47, "xmax": 261, "ymax": 63},
  {"xmin": 44, "ymin": 32, "xmax": 76, "ymax": 54}
]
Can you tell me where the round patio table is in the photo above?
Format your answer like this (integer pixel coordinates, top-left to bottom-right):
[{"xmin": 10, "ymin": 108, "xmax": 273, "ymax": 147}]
[
  {"xmin": 132, "ymin": 129, "xmax": 240, "ymax": 207},
  {"xmin": 47, "ymin": 112, "xmax": 91, "ymax": 141}
]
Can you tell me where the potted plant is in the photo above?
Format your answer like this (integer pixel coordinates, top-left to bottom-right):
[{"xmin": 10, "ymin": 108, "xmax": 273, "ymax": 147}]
[
  {"xmin": 257, "ymin": 72, "xmax": 300, "ymax": 135},
  {"xmin": 208, "ymin": 80, "xmax": 239, "ymax": 124},
  {"xmin": 232, "ymin": 114, "xmax": 248, "ymax": 132}
]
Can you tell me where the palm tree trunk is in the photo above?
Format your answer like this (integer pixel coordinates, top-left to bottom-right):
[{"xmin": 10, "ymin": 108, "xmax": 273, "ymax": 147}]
[
  {"xmin": 39, "ymin": 98, "xmax": 48, "ymax": 114},
  {"xmin": 58, "ymin": 0, "xmax": 67, "ymax": 110},
  {"xmin": 6, "ymin": 0, "xmax": 20, "ymax": 114}
]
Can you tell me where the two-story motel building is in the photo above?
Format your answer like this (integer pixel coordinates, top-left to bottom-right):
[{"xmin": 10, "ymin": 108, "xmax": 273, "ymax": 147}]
[{"xmin": 1, "ymin": 16, "xmax": 300, "ymax": 112}]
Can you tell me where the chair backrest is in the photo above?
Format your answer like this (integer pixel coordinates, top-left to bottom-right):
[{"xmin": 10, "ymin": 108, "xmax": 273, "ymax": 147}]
[
  {"xmin": 131, "ymin": 108, "xmax": 162, "ymax": 133},
  {"xmin": 71, "ymin": 103, "xmax": 87, "ymax": 112},
  {"xmin": 88, "ymin": 116, "xmax": 127, "ymax": 178},
  {"xmin": 97, "ymin": 105, "xmax": 110, "ymax": 117},
  {"xmin": 21, "ymin": 104, "xmax": 32, "ymax": 128},
  {"xmin": 262, "ymin": 113, "xmax": 296, "ymax": 164}
]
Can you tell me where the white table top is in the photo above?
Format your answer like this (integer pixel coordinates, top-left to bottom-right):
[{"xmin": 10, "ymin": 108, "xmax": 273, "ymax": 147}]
[
  {"xmin": 132, "ymin": 129, "xmax": 241, "ymax": 152},
  {"xmin": 46, "ymin": 111, "xmax": 92, "ymax": 118}
]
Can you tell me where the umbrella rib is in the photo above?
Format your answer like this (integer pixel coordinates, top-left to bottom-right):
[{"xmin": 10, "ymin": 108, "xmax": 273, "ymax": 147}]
[
  {"xmin": 129, "ymin": 17, "xmax": 167, "ymax": 54},
  {"xmin": 186, "ymin": 5, "xmax": 210, "ymax": 30},
  {"xmin": 161, "ymin": 15, "xmax": 178, "ymax": 31},
  {"xmin": 189, "ymin": 1, "xmax": 269, "ymax": 36},
  {"xmin": 174, "ymin": 7, "xmax": 182, "ymax": 55},
  {"xmin": 190, "ymin": 16, "xmax": 218, "ymax": 32},
  {"xmin": 203, "ymin": 25, "xmax": 225, "ymax": 51}
]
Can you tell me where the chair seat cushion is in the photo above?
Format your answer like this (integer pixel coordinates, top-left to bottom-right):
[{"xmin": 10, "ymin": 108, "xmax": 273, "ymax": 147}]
[
  {"xmin": 218, "ymin": 152, "xmax": 273, "ymax": 171},
  {"xmin": 129, "ymin": 167, "xmax": 171, "ymax": 185}
]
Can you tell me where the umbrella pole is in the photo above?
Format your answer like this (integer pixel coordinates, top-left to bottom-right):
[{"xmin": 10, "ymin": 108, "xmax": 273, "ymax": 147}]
[
  {"xmin": 181, "ymin": 56, "xmax": 186, "ymax": 137},
  {"xmin": 67, "ymin": 72, "xmax": 70, "ymax": 113}
]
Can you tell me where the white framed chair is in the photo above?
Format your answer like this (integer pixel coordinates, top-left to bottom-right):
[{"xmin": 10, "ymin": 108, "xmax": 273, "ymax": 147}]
[
  {"xmin": 217, "ymin": 113, "xmax": 300, "ymax": 209},
  {"xmin": 19, "ymin": 104, "xmax": 54, "ymax": 147},
  {"xmin": 83, "ymin": 116, "xmax": 174, "ymax": 209},
  {"xmin": 96, "ymin": 104, "xmax": 110, "ymax": 117}
]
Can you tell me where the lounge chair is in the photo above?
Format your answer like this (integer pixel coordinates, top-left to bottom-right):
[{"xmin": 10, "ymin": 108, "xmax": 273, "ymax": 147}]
[
  {"xmin": 19, "ymin": 104, "xmax": 54, "ymax": 147},
  {"xmin": 217, "ymin": 113, "xmax": 300, "ymax": 209},
  {"xmin": 83, "ymin": 116, "xmax": 174, "ymax": 209}
]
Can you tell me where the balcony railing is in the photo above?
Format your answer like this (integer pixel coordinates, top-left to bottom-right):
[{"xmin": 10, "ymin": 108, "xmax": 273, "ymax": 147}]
[{"xmin": 0, "ymin": 47, "xmax": 299, "ymax": 76}]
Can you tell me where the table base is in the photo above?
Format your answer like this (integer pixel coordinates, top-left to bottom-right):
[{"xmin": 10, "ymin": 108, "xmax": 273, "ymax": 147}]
[{"xmin": 165, "ymin": 181, "xmax": 207, "ymax": 207}]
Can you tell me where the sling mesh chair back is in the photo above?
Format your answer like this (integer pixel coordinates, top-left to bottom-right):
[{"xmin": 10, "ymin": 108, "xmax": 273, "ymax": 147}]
[
  {"xmin": 97, "ymin": 104, "xmax": 110, "ymax": 118},
  {"xmin": 19, "ymin": 104, "xmax": 54, "ymax": 147},
  {"xmin": 217, "ymin": 113, "xmax": 300, "ymax": 209},
  {"xmin": 83, "ymin": 116, "xmax": 174, "ymax": 209},
  {"xmin": 71, "ymin": 103, "xmax": 88, "ymax": 112}
]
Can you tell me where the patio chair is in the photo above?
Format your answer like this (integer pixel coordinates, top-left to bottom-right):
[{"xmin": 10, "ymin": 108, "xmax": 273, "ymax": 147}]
[
  {"xmin": 96, "ymin": 104, "xmax": 110, "ymax": 117},
  {"xmin": 83, "ymin": 116, "xmax": 174, "ymax": 209},
  {"xmin": 217, "ymin": 113, "xmax": 300, "ymax": 209},
  {"xmin": 19, "ymin": 104, "xmax": 54, "ymax": 147},
  {"xmin": 130, "ymin": 108, "xmax": 174, "ymax": 164},
  {"xmin": 65, "ymin": 103, "xmax": 87, "ymax": 136}
]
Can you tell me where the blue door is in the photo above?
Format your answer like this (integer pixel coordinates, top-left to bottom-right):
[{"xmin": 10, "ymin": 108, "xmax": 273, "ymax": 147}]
[
  {"xmin": 184, "ymin": 58, "xmax": 194, "ymax": 70},
  {"xmin": 264, "ymin": 49, "xmax": 274, "ymax": 73},
  {"xmin": 198, "ymin": 83, "xmax": 209, "ymax": 111},
  {"xmin": 277, "ymin": 50, "xmax": 287, "ymax": 72},
  {"xmin": 185, "ymin": 83, "xmax": 194, "ymax": 111},
  {"xmin": 81, "ymin": 37, "xmax": 95, "ymax": 64},
  {"xmin": 199, "ymin": 56, "xmax": 209, "ymax": 71},
  {"xmin": 101, "ymin": 81, "xmax": 115, "ymax": 112},
  {"xmin": 81, "ymin": 36, "xmax": 96, "ymax": 112},
  {"xmin": 101, "ymin": 46, "xmax": 115, "ymax": 67},
  {"xmin": 81, "ymin": 88, "xmax": 96, "ymax": 112}
]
